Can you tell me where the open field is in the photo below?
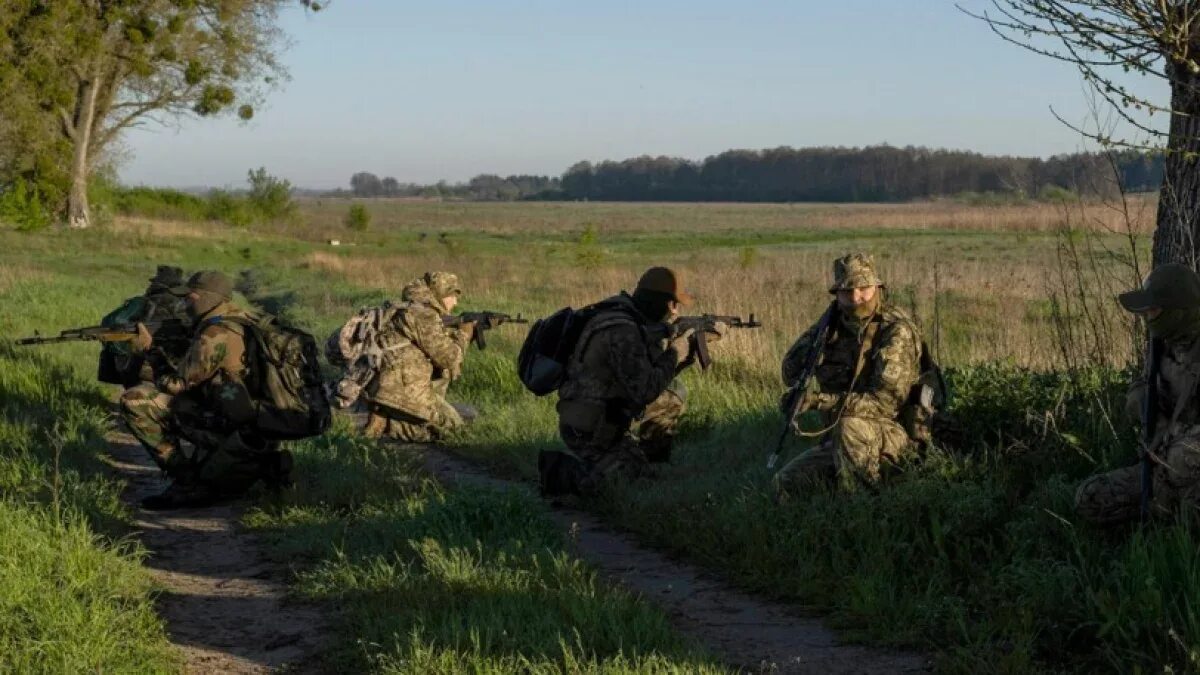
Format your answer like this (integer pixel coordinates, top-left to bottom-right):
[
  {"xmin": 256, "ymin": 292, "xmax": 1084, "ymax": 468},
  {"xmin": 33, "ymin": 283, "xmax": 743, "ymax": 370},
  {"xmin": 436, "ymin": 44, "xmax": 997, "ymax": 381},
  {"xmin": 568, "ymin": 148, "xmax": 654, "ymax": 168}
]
[{"xmin": 0, "ymin": 197, "xmax": 1190, "ymax": 673}]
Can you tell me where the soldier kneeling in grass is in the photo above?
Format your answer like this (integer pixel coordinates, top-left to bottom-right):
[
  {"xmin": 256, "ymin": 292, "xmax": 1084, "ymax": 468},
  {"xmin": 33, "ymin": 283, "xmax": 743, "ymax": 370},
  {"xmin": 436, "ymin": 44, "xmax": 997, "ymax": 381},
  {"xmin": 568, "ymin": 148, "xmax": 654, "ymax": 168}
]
[
  {"xmin": 1076, "ymin": 264, "xmax": 1200, "ymax": 525},
  {"xmin": 360, "ymin": 272, "xmax": 478, "ymax": 442},
  {"xmin": 774, "ymin": 253, "xmax": 942, "ymax": 496},
  {"xmin": 537, "ymin": 267, "xmax": 728, "ymax": 496}
]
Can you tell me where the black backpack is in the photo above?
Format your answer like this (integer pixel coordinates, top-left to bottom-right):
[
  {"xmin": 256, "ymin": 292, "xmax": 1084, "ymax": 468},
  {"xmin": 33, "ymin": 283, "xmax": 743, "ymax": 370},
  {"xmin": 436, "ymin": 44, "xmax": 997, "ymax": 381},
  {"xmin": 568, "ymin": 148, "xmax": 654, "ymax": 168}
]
[
  {"xmin": 223, "ymin": 315, "xmax": 332, "ymax": 441},
  {"xmin": 517, "ymin": 300, "xmax": 630, "ymax": 396}
]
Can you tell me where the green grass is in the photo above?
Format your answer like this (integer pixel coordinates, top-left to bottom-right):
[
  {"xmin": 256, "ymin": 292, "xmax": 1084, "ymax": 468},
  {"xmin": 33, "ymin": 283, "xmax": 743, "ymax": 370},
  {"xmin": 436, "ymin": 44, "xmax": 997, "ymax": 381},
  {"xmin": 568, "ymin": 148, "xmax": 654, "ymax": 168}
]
[
  {"xmin": 0, "ymin": 343, "xmax": 178, "ymax": 672},
  {"xmin": 244, "ymin": 422, "xmax": 726, "ymax": 673},
  {"xmin": 0, "ymin": 200, "xmax": 1181, "ymax": 672}
]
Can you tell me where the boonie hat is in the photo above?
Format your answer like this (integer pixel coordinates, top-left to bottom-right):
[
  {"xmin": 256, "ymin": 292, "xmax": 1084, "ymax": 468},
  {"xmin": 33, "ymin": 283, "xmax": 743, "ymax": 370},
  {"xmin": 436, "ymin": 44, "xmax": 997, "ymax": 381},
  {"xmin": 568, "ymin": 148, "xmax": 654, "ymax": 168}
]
[{"xmin": 829, "ymin": 253, "xmax": 884, "ymax": 293}]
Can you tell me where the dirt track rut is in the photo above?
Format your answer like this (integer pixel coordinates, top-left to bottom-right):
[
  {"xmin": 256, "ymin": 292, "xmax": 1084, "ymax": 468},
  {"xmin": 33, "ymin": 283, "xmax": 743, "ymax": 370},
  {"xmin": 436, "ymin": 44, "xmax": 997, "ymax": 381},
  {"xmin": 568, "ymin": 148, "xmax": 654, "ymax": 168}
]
[
  {"xmin": 108, "ymin": 433, "xmax": 327, "ymax": 674},
  {"xmin": 420, "ymin": 449, "xmax": 928, "ymax": 674}
]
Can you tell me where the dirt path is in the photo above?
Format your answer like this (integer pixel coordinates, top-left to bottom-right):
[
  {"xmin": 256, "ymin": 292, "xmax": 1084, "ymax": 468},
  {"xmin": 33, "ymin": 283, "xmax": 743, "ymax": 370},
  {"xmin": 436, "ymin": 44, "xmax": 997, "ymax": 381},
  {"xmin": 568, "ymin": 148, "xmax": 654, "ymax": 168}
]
[
  {"xmin": 420, "ymin": 449, "xmax": 928, "ymax": 674},
  {"xmin": 107, "ymin": 433, "xmax": 327, "ymax": 674}
]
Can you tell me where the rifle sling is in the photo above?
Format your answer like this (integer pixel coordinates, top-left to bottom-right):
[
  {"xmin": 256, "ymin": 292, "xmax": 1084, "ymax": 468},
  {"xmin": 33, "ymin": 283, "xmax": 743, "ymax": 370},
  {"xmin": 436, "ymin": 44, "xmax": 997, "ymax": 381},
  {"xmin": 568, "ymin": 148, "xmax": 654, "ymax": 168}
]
[{"xmin": 1147, "ymin": 341, "xmax": 1200, "ymax": 467}]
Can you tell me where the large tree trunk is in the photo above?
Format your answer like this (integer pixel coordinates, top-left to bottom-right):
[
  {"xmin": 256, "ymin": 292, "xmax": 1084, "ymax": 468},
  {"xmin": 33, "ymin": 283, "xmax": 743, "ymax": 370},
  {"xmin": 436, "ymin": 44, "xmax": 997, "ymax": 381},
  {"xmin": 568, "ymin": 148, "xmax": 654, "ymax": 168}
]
[
  {"xmin": 66, "ymin": 74, "xmax": 101, "ymax": 230},
  {"xmin": 1152, "ymin": 64, "xmax": 1200, "ymax": 267}
]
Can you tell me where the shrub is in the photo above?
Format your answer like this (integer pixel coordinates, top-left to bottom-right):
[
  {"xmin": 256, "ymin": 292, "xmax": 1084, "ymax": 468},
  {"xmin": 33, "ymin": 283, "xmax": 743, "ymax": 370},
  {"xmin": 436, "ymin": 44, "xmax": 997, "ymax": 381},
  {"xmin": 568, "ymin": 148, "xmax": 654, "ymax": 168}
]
[
  {"xmin": 0, "ymin": 179, "xmax": 53, "ymax": 231},
  {"xmin": 246, "ymin": 167, "xmax": 295, "ymax": 221},
  {"xmin": 205, "ymin": 189, "xmax": 254, "ymax": 227},
  {"xmin": 344, "ymin": 203, "xmax": 370, "ymax": 231}
]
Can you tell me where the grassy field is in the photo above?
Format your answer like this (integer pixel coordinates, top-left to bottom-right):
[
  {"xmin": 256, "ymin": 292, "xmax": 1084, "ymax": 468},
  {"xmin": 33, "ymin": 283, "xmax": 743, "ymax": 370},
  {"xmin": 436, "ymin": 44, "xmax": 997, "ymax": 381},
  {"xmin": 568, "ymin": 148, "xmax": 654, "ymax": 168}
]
[{"xmin": 1, "ymin": 195, "xmax": 1190, "ymax": 673}]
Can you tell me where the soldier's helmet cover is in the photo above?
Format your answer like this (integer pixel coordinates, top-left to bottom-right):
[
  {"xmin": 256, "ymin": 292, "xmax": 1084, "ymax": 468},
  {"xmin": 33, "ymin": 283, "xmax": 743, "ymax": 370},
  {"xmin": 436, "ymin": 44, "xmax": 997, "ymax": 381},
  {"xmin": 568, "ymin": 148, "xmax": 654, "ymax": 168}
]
[
  {"xmin": 829, "ymin": 253, "xmax": 884, "ymax": 293},
  {"xmin": 1119, "ymin": 263, "xmax": 1200, "ymax": 312},
  {"xmin": 169, "ymin": 270, "xmax": 234, "ymax": 301},
  {"xmin": 423, "ymin": 271, "xmax": 462, "ymax": 299}
]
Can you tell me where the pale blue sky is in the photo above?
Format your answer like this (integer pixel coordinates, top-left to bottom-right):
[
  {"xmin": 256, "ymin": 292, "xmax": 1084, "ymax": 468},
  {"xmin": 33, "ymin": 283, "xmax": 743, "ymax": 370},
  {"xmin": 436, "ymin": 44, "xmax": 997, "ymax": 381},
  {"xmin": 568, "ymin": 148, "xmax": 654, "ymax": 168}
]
[{"xmin": 119, "ymin": 0, "xmax": 1165, "ymax": 189}]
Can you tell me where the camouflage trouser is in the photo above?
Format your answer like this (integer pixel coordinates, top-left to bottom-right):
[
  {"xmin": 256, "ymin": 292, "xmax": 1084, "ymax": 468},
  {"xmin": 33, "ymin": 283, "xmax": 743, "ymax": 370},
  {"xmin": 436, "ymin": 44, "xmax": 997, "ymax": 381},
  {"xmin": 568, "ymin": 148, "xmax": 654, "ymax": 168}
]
[
  {"xmin": 773, "ymin": 415, "xmax": 912, "ymax": 496},
  {"xmin": 1075, "ymin": 425, "xmax": 1200, "ymax": 525},
  {"xmin": 119, "ymin": 383, "xmax": 276, "ymax": 493},
  {"xmin": 558, "ymin": 387, "xmax": 687, "ymax": 491},
  {"xmin": 363, "ymin": 399, "xmax": 469, "ymax": 443}
]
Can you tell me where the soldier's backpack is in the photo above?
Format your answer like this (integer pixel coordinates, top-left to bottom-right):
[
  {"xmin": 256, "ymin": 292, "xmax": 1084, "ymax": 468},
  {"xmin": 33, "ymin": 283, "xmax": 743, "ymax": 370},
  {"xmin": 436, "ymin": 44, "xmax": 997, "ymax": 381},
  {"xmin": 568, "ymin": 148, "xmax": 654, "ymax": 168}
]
[
  {"xmin": 98, "ymin": 296, "xmax": 151, "ymax": 386},
  {"xmin": 325, "ymin": 302, "xmax": 399, "ymax": 367},
  {"xmin": 899, "ymin": 341, "xmax": 948, "ymax": 448},
  {"xmin": 517, "ymin": 299, "xmax": 631, "ymax": 396},
  {"xmin": 224, "ymin": 315, "xmax": 331, "ymax": 441}
]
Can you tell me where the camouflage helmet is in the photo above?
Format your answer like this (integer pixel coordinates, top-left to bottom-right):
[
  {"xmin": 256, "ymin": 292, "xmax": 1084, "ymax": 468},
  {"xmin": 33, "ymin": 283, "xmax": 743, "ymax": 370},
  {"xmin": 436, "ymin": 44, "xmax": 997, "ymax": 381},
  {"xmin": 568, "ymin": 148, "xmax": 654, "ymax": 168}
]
[
  {"xmin": 423, "ymin": 271, "xmax": 462, "ymax": 299},
  {"xmin": 829, "ymin": 253, "xmax": 883, "ymax": 293},
  {"xmin": 170, "ymin": 270, "xmax": 234, "ymax": 300}
]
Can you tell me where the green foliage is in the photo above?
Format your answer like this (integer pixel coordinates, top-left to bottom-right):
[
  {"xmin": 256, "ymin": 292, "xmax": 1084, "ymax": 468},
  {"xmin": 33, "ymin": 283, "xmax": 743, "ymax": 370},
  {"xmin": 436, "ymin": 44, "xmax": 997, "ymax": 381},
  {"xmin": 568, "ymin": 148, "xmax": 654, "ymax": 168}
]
[
  {"xmin": 246, "ymin": 166, "xmax": 295, "ymax": 221},
  {"xmin": 0, "ymin": 1, "xmax": 299, "ymax": 219},
  {"xmin": 206, "ymin": 189, "xmax": 255, "ymax": 227},
  {"xmin": 575, "ymin": 223, "xmax": 606, "ymax": 270},
  {"xmin": 105, "ymin": 185, "xmax": 210, "ymax": 221},
  {"xmin": 0, "ymin": 344, "xmax": 175, "ymax": 672},
  {"xmin": 0, "ymin": 179, "xmax": 52, "ymax": 231},
  {"xmin": 1038, "ymin": 184, "xmax": 1079, "ymax": 202},
  {"xmin": 344, "ymin": 203, "xmax": 371, "ymax": 231}
]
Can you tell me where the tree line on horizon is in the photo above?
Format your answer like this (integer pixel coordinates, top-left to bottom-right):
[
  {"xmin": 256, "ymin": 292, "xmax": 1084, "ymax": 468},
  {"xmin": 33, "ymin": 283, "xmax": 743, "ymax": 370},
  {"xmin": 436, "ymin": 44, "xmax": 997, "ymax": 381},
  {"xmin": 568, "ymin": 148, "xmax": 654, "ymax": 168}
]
[{"xmin": 345, "ymin": 145, "xmax": 1164, "ymax": 203}]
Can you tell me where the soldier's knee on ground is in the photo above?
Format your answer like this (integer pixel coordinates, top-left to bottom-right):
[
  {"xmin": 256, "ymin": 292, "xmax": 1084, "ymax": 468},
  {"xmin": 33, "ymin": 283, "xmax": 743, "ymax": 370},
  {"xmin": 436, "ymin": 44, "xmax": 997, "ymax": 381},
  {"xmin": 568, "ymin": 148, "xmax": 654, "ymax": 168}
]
[
  {"xmin": 772, "ymin": 444, "xmax": 838, "ymax": 499},
  {"xmin": 1074, "ymin": 467, "xmax": 1141, "ymax": 525}
]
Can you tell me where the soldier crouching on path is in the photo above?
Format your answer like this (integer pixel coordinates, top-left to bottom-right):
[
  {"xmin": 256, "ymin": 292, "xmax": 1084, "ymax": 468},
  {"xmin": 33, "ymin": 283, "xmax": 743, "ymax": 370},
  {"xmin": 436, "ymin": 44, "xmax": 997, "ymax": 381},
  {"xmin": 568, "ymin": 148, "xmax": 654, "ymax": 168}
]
[
  {"xmin": 119, "ymin": 270, "xmax": 291, "ymax": 510},
  {"xmin": 361, "ymin": 271, "xmax": 478, "ymax": 442},
  {"xmin": 774, "ymin": 253, "xmax": 923, "ymax": 496},
  {"xmin": 1076, "ymin": 264, "xmax": 1200, "ymax": 525},
  {"xmin": 540, "ymin": 267, "xmax": 725, "ymax": 496}
]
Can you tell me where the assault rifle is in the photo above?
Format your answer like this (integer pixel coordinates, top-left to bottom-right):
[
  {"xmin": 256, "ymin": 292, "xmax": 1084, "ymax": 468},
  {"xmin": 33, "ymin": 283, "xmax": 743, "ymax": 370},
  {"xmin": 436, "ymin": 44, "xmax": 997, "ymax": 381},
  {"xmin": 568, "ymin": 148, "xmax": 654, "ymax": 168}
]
[
  {"xmin": 767, "ymin": 302, "xmax": 837, "ymax": 470},
  {"xmin": 669, "ymin": 313, "xmax": 762, "ymax": 370},
  {"xmin": 443, "ymin": 311, "xmax": 528, "ymax": 350},
  {"xmin": 18, "ymin": 319, "xmax": 188, "ymax": 347},
  {"xmin": 1141, "ymin": 337, "xmax": 1164, "ymax": 522}
]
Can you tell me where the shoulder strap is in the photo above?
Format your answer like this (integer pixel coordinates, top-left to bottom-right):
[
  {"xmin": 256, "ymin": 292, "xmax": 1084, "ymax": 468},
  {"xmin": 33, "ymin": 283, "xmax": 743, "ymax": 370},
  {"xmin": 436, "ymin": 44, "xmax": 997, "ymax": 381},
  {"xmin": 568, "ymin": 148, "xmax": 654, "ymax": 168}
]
[
  {"xmin": 570, "ymin": 305, "xmax": 643, "ymax": 366},
  {"xmin": 852, "ymin": 319, "xmax": 881, "ymax": 382}
]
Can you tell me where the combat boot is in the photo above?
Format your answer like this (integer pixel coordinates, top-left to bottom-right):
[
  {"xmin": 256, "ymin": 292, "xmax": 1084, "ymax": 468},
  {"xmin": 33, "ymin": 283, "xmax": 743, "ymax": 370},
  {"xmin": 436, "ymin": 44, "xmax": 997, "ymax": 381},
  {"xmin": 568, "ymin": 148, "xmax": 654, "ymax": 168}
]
[{"xmin": 260, "ymin": 447, "xmax": 294, "ymax": 491}]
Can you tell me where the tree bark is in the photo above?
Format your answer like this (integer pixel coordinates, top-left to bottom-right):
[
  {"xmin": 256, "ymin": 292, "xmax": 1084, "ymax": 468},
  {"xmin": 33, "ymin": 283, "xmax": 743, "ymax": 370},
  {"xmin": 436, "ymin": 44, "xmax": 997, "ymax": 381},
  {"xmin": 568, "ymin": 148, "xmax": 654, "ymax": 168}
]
[
  {"xmin": 1152, "ymin": 62, "xmax": 1200, "ymax": 267},
  {"xmin": 66, "ymin": 73, "xmax": 101, "ymax": 230}
]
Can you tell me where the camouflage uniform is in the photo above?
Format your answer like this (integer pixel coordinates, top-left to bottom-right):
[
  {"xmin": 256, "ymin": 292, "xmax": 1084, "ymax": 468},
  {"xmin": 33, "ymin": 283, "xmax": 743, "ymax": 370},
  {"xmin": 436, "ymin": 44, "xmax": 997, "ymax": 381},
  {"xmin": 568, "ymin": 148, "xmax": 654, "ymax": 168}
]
[
  {"xmin": 111, "ymin": 266, "xmax": 191, "ymax": 384},
  {"xmin": 555, "ymin": 292, "xmax": 686, "ymax": 491},
  {"xmin": 120, "ymin": 271, "xmax": 281, "ymax": 498},
  {"xmin": 1075, "ymin": 264, "xmax": 1200, "ymax": 525},
  {"xmin": 363, "ymin": 272, "xmax": 473, "ymax": 442},
  {"xmin": 775, "ymin": 254, "xmax": 922, "ymax": 494}
]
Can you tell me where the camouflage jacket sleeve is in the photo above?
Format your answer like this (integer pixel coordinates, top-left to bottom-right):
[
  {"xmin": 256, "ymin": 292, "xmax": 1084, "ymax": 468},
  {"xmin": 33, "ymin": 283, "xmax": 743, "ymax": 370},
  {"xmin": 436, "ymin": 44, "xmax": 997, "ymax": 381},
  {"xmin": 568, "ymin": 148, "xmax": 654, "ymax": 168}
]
[
  {"xmin": 835, "ymin": 320, "xmax": 921, "ymax": 419},
  {"xmin": 606, "ymin": 322, "xmax": 678, "ymax": 408},
  {"xmin": 781, "ymin": 321, "xmax": 822, "ymax": 387},
  {"xmin": 157, "ymin": 322, "xmax": 245, "ymax": 395},
  {"xmin": 402, "ymin": 305, "xmax": 467, "ymax": 374}
]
